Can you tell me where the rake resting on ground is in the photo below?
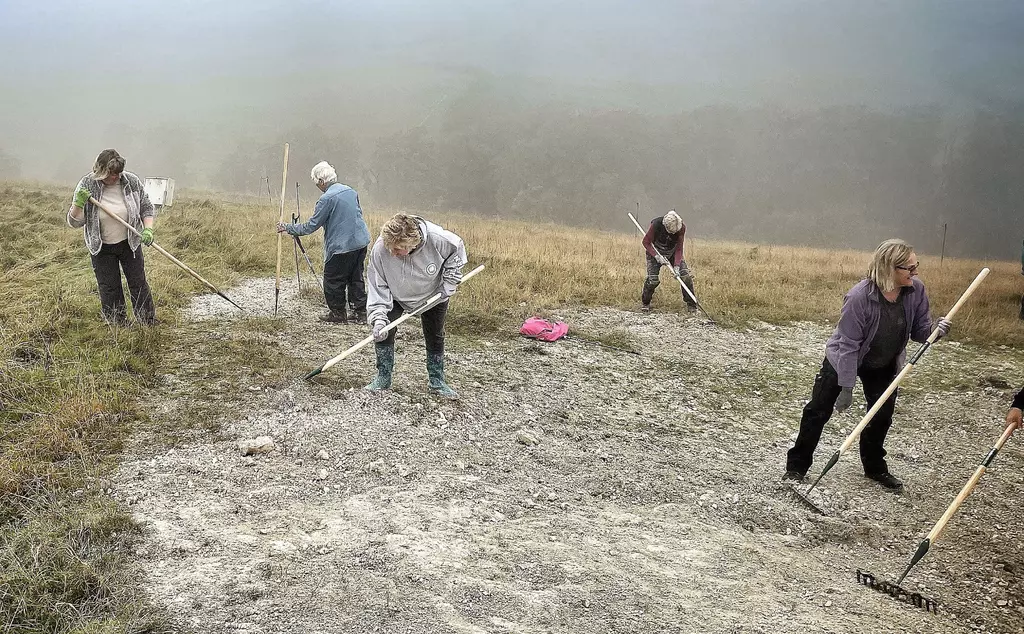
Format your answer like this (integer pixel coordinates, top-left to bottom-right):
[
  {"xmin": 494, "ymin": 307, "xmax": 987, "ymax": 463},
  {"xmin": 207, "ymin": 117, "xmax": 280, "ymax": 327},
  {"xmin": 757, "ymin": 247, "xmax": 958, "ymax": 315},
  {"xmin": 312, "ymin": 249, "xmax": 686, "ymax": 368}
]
[{"xmin": 855, "ymin": 420, "xmax": 1019, "ymax": 612}]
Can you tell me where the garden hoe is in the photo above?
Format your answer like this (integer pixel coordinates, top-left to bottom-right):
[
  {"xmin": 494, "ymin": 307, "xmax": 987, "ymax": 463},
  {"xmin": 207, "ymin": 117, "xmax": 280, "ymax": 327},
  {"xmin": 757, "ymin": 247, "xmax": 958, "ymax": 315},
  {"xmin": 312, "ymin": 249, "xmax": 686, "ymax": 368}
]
[
  {"xmin": 626, "ymin": 212, "xmax": 716, "ymax": 323},
  {"xmin": 88, "ymin": 196, "xmax": 245, "ymax": 312},
  {"xmin": 855, "ymin": 419, "xmax": 1019, "ymax": 613},
  {"xmin": 303, "ymin": 264, "xmax": 485, "ymax": 380},
  {"xmin": 790, "ymin": 267, "xmax": 990, "ymax": 514},
  {"xmin": 273, "ymin": 143, "xmax": 289, "ymax": 316}
]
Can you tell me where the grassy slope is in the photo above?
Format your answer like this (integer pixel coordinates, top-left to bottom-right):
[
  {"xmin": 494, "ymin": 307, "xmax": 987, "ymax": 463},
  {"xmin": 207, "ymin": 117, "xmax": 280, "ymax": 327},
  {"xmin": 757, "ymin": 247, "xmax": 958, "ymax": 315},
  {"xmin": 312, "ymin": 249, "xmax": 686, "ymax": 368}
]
[{"xmin": 1, "ymin": 181, "xmax": 1021, "ymax": 631}]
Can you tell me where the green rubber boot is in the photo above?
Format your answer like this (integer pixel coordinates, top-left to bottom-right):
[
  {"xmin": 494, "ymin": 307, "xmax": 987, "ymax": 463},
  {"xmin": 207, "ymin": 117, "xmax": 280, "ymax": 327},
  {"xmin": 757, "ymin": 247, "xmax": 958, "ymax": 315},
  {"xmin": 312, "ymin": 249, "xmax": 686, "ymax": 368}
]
[
  {"xmin": 426, "ymin": 351, "xmax": 458, "ymax": 399},
  {"xmin": 364, "ymin": 343, "xmax": 394, "ymax": 391}
]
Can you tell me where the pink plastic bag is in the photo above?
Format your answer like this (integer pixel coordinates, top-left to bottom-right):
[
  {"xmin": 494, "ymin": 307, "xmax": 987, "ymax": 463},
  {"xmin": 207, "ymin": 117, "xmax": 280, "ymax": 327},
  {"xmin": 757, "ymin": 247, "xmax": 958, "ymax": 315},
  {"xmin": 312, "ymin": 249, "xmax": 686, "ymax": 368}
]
[{"xmin": 520, "ymin": 317, "xmax": 569, "ymax": 342}]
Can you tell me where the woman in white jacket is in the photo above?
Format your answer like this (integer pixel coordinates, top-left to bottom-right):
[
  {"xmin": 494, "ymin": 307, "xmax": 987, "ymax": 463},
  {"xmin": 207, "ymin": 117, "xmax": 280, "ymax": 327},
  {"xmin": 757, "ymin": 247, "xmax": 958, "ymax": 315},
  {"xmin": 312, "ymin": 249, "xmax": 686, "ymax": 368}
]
[{"xmin": 365, "ymin": 213, "xmax": 467, "ymax": 398}]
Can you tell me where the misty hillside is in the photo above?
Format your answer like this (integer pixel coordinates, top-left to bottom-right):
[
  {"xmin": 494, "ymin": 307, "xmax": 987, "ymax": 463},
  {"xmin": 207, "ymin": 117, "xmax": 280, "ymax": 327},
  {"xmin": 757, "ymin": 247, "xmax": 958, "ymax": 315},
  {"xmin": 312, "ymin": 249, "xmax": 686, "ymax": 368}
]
[{"xmin": 1, "ymin": 0, "xmax": 1022, "ymax": 258}]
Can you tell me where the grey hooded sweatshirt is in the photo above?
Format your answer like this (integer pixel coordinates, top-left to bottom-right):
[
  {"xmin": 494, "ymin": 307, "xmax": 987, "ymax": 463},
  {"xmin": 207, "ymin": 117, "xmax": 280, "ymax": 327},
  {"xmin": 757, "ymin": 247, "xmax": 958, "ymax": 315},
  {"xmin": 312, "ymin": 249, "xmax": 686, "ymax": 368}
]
[{"xmin": 366, "ymin": 217, "xmax": 467, "ymax": 326}]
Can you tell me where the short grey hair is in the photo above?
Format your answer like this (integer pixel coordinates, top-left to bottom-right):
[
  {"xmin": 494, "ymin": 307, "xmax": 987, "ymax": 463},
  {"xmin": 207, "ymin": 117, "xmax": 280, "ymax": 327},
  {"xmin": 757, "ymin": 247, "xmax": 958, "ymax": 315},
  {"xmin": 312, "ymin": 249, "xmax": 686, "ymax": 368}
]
[
  {"xmin": 663, "ymin": 210, "xmax": 682, "ymax": 234},
  {"xmin": 310, "ymin": 161, "xmax": 337, "ymax": 185},
  {"xmin": 867, "ymin": 239, "xmax": 914, "ymax": 293}
]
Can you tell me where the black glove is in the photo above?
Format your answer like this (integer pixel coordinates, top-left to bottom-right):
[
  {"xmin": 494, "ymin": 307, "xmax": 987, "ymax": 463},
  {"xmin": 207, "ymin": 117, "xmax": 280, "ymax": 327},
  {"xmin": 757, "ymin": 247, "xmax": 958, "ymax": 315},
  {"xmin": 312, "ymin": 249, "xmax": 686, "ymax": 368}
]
[{"xmin": 835, "ymin": 387, "xmax": 853, "ymax": 413}]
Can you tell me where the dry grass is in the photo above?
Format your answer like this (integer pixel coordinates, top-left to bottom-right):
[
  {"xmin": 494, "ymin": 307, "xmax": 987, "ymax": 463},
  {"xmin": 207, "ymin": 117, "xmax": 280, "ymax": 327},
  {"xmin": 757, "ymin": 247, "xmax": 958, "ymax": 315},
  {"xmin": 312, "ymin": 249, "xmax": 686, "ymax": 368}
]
[{"xmin": 1, "ymin": 180, "xmax": 1021, "ymax": 631}]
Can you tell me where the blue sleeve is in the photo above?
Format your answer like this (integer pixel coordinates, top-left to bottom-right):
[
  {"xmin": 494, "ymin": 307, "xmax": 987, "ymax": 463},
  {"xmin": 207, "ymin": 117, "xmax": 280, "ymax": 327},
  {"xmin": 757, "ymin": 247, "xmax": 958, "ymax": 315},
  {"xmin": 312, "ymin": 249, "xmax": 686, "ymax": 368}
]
[{"xmin": 286, "ymin": 196, "xmax": 331, "ymax": 236}]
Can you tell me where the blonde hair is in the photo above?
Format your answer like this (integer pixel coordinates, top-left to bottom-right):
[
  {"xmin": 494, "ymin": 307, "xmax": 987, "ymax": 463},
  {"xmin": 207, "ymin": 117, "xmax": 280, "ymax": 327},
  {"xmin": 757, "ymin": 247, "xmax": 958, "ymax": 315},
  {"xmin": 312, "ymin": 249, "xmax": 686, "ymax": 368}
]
[
  {"xmin": 867, "ymin": 238, "xmax": 914, "ymax": 293},
  {"xmin": 663, "ymin": 210, "xmax": 682, "ymax": 234},
  {"xmin": 381, "ymin": 214, "xmax": 422, "ymax": 252},
  {"xmin": 92, "ymin": 149, "xmax": 125, "ymax": 180}
]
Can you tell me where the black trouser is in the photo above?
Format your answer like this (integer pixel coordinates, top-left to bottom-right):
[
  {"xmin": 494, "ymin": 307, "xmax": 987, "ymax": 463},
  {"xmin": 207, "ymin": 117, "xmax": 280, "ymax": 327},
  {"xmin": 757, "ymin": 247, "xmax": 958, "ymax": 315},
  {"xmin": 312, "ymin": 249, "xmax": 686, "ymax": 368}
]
[
  {"xmin": 786, "ymin": 357, "xmax": 899, "ymax": 475},
  {"xmin": 379, "ymin": 300, "xmax": 448, "ymax": 354},
  {"xmin": 90, "ymin": 240, "xmax": 155, "ymax": 324},
  {"xmin": 641, "ymin": 254, "xmax": 697, "ymax": 308},
  {"xmin": 323, "ymin": 247, "xmax": 367, "ymax": 315}
]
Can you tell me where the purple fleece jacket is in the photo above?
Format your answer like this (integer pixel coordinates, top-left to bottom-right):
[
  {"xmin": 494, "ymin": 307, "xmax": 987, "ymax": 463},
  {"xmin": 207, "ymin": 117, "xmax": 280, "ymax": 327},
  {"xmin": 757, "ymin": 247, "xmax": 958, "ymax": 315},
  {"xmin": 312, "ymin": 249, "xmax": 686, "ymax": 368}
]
[{"xmin": 824, "ymin": 278, "xmax": 934, "ymax": 388}]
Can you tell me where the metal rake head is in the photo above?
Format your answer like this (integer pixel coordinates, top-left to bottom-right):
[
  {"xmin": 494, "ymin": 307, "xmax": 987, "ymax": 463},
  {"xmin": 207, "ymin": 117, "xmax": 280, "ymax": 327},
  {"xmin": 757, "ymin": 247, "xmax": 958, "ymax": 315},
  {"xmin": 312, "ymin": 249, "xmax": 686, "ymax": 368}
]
[{"xmin": 856, "ymin": 569, "xmax": 938, "ymax": 613}]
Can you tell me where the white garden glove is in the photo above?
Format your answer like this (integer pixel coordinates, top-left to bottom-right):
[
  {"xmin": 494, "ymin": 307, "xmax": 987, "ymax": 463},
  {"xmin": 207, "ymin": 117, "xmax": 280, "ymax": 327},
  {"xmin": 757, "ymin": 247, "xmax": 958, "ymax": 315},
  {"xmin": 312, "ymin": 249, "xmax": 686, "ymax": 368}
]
[
  {"xmin": 934, "ymin": 317, "xmax": 952, "ymax": 340},
  {"xmin": 655, "ymin": 253, "xmax": 669, "ymax": 266},
  {"xmin": 372, "ymin": 320, "xmax": 388, "ymax": 343}
]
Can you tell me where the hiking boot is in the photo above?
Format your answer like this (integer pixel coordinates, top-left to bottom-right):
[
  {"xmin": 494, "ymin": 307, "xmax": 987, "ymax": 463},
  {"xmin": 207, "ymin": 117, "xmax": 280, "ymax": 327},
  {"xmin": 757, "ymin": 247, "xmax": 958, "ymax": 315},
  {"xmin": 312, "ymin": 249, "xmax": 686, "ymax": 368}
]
[
  {"xmin": 640, "ymin": 304, "xmax": 652, "ymax": 313},
  {"xmin": 782, "ymin": 470, "xmax": 805, "ymax": 483},
  {"xmin": 319, "ymin": 310, "xmax": 348, "ymax": 324},
  {"xmin": 426, "ymin": 351, "xmax": 458, "ymax": 399},
  {"xmin": 865, "ymin": 471, "xmax": 903, "ymax": 490},
  {"xmin": 351, "ymin": 309, "xmax": 367, "ymax": 324},
  {"xmin": 685, "ymin": 304, "xmax": 698, "ymax": 313},
  {"xmin": 364, "ymin": 343, "xmax": 394, "ymax": 391}
]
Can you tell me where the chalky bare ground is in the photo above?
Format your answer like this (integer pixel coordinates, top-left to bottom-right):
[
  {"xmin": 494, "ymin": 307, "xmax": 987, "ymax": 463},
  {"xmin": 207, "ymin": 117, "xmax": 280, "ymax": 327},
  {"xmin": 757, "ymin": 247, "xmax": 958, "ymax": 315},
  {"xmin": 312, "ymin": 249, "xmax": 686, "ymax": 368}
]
[{"xmin": 115, "ymin": 278, "xmax": 1024, "ymax": 634}]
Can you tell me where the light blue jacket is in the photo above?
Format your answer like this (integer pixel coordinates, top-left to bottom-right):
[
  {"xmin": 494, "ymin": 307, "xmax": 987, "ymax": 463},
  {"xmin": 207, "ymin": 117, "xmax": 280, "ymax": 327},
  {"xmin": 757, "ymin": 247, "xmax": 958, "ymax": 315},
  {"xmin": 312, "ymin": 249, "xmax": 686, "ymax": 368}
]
[{"xmin": 283, "ymin": 183, "xmax": 370, "ymax": 261}]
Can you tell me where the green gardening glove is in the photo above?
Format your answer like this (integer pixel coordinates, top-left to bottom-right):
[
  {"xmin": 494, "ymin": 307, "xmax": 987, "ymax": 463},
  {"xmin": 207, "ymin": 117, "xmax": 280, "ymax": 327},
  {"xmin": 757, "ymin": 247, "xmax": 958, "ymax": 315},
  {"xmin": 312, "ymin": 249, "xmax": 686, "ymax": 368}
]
[
  {"xmin": 73, "ymin": 187, "xmax": 91, "ymax": 208},
  {"xmin": 141, "ymin": 228, "xmax": 154, "ymax": 246}
]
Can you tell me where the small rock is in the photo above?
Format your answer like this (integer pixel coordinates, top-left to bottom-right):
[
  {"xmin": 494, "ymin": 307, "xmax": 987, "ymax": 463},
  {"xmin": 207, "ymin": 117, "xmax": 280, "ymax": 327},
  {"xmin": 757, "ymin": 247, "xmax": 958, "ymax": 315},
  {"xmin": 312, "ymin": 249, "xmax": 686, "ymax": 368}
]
[
  {"xmin": 315, "ymin": 468, "xmax": 329, "ymax": 481},
  {"xmin": 316, "ymin": 450, "xmax": 330, "ymax": 461},
  {"xmin": 238, "ymin": 436, "xmax": 274, "ymax": 456},
  {"xmin": 998, "ymin": 600, "xmax": 1009, "ymax": 607},
  {"xmin": 516, "ymin": 430, "xmax": 539, "ymax": 446}
]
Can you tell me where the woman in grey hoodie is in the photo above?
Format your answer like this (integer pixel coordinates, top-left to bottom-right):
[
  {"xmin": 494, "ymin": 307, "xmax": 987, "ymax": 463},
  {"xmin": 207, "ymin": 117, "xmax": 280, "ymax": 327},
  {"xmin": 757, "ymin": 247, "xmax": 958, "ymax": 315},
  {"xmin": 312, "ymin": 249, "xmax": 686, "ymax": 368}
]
[{"xmin": 365, "ymin": 213, "xmax": 467, "ymax": 398}]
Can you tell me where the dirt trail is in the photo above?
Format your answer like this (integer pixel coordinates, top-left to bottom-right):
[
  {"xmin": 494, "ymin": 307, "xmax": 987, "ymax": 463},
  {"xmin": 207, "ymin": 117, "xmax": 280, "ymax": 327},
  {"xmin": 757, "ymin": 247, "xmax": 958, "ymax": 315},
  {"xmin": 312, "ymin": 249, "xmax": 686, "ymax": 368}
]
[{"xmin": 115, "ymin": 279, "xmax": 1024, "ymax": 633}]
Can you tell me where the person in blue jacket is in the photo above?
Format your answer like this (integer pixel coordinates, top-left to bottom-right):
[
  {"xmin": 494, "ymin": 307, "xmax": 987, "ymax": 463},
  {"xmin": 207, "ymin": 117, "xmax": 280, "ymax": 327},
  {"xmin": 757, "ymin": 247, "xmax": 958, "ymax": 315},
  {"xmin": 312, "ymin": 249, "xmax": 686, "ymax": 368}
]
[{"xmin": 277, "ymin": 161, "xmax": 371, "ymax": 323}]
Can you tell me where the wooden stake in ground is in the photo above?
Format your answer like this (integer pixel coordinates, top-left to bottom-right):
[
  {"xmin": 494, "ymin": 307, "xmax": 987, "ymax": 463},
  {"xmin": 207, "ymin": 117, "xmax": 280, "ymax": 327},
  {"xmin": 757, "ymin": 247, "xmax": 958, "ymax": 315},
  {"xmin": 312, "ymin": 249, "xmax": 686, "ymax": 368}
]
[
  {"xmin": 303, "ymin": 264, "xmax": 485, "ymax": 380},
  {"xmin": 273, "ymin": 143, "xmax": 290, "ymax": 316},
  {"xmin": 801, "ymin": 267, "xmax": 990, "ymax": 498},
  {"xmin": 87, "ymin": 196, "xmax": 244, "ymax": 311},
  {"xmin": 895, "ymin": 421, "xmax": 1017, "ymax": 585}
]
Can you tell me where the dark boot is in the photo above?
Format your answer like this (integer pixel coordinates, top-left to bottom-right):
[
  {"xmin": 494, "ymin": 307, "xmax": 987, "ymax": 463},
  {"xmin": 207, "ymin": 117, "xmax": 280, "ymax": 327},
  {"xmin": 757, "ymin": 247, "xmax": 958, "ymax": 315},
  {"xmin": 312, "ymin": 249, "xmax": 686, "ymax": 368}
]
[
  {"xmin": 364, "ymin": 343, "xmax": 394, "ymax": 391},
  {"xmin": 641, "ymin": 282, "xmax": 656, "ymax": 307},
  {"xmin": 319, "ymin": 309, "xmax": 348, "ymax": 324},
  {"xmin": 426, "ymin": 351, "xmax": 458, "ymax": 399},
  {"xmin": 865, "ymin": 471, "xmax": 903, "ymax": 490},
  {"xmin": 351, "ymin": 309, "xmax": 367, "ymax": 324}
]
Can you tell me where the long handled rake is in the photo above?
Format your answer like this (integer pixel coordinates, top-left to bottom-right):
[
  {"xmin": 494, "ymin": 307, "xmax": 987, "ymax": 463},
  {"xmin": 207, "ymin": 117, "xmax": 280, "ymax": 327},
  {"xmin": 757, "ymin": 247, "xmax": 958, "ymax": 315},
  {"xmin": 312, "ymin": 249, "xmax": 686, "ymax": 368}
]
[
  {"xmin": 626, "ymin": 212, "xmax": 716, "ymax": 323},
  {"xmin": 88, "ymin": 196, "xmax": 244, "ymax": 311},
  {"xmin": 901, "ymin": 420, "xmax": 1017, "ymax": 583},
  {"xmin": 290, "ymin": 183, "xmax": 323, "ymax": 292},
  {"xmin": 792, "ymin": 268, "xmax": 990, "ymax": 511},
  {"xmin": 303, "ymin": 264, "xmax": 485, "ymax": 380},
  {"xmin": 273, "ymin": 143, "xmax": 290, "ymax": 316},
  {"xmin": 856, "ymin": 421, "xmax": 1017, "ymax": 613},
  {"xmin": 291, "ymin": 213, "xmax": 323, "ymax": 292},
  {"xmin": 293, "ymin": 182, "xmax": 301, "ymax": 287}
]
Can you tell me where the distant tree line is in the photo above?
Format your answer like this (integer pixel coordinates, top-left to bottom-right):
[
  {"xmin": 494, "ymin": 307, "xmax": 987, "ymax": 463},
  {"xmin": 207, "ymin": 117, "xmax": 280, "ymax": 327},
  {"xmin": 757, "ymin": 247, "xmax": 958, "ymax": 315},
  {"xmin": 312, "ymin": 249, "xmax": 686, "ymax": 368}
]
[{"xmin": 205, "ymin": 85, "xmax": 1024, "ymax": 259}]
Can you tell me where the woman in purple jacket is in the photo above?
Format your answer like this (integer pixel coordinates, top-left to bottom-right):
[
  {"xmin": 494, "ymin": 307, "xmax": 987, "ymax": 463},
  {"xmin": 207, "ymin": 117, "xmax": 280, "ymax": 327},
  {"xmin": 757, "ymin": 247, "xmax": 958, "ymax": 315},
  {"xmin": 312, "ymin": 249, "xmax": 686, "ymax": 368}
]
[{"xmin": 784, "ymin": 239, "xmax": 951, "ymax": 490}]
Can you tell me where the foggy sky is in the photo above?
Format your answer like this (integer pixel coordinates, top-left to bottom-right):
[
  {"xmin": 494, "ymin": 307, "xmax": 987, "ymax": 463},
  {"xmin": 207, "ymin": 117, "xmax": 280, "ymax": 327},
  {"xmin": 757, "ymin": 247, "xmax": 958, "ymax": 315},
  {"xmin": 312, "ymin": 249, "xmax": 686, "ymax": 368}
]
[{"xmin": 1, "ymin": 0, "xmax": 1022, "ymax": 256}]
